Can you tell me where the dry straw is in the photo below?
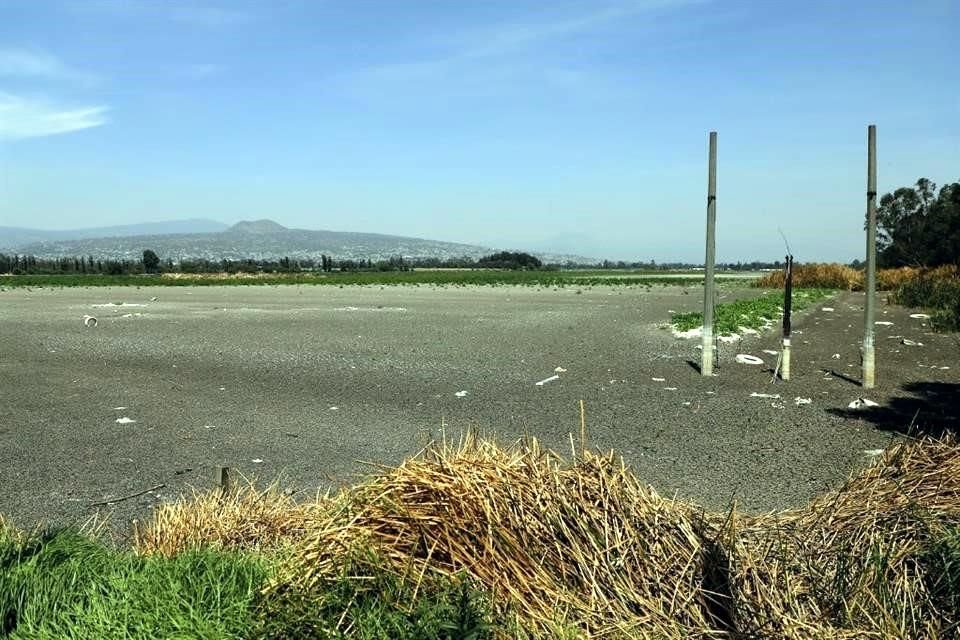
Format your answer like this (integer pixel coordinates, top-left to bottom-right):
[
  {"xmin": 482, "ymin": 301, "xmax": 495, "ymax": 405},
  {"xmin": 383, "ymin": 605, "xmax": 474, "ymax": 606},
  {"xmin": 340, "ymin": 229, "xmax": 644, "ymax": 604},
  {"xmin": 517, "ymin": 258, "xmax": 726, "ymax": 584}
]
[{"xmin": 136, "ymin": 435, "xmax": 960, "ymax": 639}]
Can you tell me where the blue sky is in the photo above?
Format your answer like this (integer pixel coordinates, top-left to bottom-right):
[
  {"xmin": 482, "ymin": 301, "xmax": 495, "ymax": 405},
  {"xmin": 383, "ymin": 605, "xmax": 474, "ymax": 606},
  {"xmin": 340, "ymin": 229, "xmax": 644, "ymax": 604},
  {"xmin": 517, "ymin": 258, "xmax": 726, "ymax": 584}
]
[{"xmin": 0, "ymin": 0, "xmax": 956, "ymax": 261}]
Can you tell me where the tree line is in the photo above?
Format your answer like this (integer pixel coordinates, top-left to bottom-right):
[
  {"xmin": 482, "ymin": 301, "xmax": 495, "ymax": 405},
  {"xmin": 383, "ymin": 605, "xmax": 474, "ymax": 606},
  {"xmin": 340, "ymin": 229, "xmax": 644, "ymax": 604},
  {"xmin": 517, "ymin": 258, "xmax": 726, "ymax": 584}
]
[{"xmin": 876, "ymin": 178, "xmax": 959, "ymax": 268}]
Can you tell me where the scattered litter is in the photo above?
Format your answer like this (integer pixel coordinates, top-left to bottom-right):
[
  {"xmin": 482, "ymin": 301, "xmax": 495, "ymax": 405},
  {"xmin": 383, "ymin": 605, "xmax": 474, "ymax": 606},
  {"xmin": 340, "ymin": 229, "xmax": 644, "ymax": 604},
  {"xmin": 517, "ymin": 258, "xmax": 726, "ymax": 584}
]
[
  {"xmin": 718, "ymin": 334, "xmax": 741, "ymax": 343},
  {"xmin": 909, "ymin": 313, "xmax": 930, "ymax": 319},
  {"xmin": 113, "ymin": 406, "xmax": 127, "ymax": 411},
  {"xmin": 821, "ymin": 307, "xmax": 835, "ymax": 312},
  {"xmin": 82, "ymin": 315, "xmax": 98, "ymax": 327},
  {"xmin": 735, "ymin": 354, "xmax": 764, "ymax": 365},
  {"xmin": 901, "ymin": 338, "xmax": 924, "ymax": 346},
  {"xmin": 682, "ymin": 402, "xmax": 691, "ymax": 406},
  {"xmin": 832, "ymin": 353, "xmax": 841, "ymax": 359},
  {"xmin": 940, "ymin": 366, "xmax": 951, "ymax": 370},
  {"xmin": 203, "ymin": 425, "xmax": 217, "ymax": 429},
  {"xmin": 875, "ymin": 321, "xmax": 894, "ymax": 326},
  {"xmin": 771, "ymin": 402, "xmax": 785, "ymax": 409},
  {"xmin": 848, "ymin": 398, "xmax": 880, "ymax": 410},
  {"xmin": 750, "ymin": 392, "xmax": 781, "ymax": 399},
  {"xmin": 115, "ymin": 417, "xmax": 136, "ymax": 424},
  {"xmin": 652, "ymin": 377, "xmax": 666, "ymax": 382},
  {"xmin": 329, "ymin": 405, "xmax": 339, "ymax": 410},
  {"xmin": 120, "ymin": 313, "xmax": 143, "ymax": 318},
  {"xmin": 454, "ymin": 390, "xmax": 470, "ymax": 397},
  {"xmin": 794, "ymin": 397, "xmax": 812, "ymax": 406},
  {"xmin": 706, "ymin": 391, "xmax": 716, "ymax": 395},
  {"xmin": 150, "ymin": 296, "xmax": 159, "ymax": 302},
  {"xmin": 554, "ymin": 366, "xmax": 567, "ymax": 373},
  {"xmin": 535, "ymin": 375, "xmax": 560, "ymax": 386},
  {"xmin": 762, "ymin": 349, "xmax": 778, "ymax": 356},
  {"xmin": 251, "ymin": 459, "xmax": 263, "ymax": 464},
  {"xmin": 664, "ymin": 387, "xmax": 678, "ymax": 391},
  {"xmin": 218, "ymin": 386, "xmax": 226, "ymax": 391},
  {"xmin": 863, "ymin": 449, "xmax": 884, "ymax": 457}
]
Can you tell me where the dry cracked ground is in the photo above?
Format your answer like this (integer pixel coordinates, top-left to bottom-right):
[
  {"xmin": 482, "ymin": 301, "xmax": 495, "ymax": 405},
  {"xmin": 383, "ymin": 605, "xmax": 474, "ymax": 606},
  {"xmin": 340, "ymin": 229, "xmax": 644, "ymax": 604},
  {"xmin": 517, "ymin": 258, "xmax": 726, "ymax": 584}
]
[{"xmin": 1, "ymin": 283, "xmax": 957, "ymax": 537}]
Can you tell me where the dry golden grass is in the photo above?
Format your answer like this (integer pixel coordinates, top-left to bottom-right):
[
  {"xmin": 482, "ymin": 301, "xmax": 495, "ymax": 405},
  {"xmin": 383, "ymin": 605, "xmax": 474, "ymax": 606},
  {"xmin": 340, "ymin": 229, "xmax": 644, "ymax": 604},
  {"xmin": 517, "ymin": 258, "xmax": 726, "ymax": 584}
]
[
  {"xmin": 134, "ymin": 480, "xmax": 326, "ymax": 557},
  {"xmin": 133, "ymin": 435, "xmax": 960, "ymax": 639},
  {"xmin": 755, "ymin": 263, "xmax": 959, "ymax": 293}
]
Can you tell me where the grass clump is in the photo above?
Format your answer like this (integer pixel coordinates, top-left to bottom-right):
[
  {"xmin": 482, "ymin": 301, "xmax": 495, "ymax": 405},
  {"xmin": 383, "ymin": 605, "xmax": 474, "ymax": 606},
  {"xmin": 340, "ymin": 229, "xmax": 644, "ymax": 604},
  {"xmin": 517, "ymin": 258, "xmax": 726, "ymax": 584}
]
[
  {"xmin": 754, "ymin": 263, "xmax": 861, "ymax": 289},
  {"xmin": 671, "ymin": 288, "xmax": 832, "ymax": 334},
  {"xmin": 0, "ymin": 528, "xmax": 266, "ymax": 639},
  {"xmin": 889, "ymin": 265, "xmax": 960, "ymax": 332}
]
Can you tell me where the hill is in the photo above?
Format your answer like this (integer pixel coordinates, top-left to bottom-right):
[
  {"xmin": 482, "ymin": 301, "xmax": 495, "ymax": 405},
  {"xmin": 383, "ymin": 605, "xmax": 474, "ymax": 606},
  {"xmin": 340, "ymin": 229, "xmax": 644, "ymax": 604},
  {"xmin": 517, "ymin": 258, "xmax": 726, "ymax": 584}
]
[{"xmin": 0, "ymin": 219, "xmax": 228, "ymax": 251}]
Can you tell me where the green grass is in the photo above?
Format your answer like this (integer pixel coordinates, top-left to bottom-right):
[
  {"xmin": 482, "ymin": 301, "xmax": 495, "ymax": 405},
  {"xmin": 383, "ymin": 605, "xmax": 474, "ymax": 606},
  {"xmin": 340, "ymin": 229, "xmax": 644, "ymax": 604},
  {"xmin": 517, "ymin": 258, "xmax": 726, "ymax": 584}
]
[
  {"xmin": 0, "ymin": 270, "xmax": 748, "ymax": 289},
  {"xmin": 890, "ymin": 275, "xmax": 960, "ymax": 332},
  {"xmin": 0, "ymin": 527, "xmax": 496, "ymax": 640},
  {"xmin": 671, "ymin": 288, "xmax": 834, "ymax": 334}
]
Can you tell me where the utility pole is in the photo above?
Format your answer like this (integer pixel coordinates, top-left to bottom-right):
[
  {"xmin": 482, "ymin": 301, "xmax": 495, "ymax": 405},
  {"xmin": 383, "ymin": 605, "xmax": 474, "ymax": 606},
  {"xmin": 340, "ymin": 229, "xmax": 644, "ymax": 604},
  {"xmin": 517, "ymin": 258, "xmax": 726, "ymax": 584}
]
[
  {"xmin": 781, "ymin": 255, "xmax": 793, "ymax": 380},
  {"xmin": 863, "ymin": 125, "xmax": 877, "ymax": 389},
  {"xmin": 701, "ymin": 131, "xmax": 718, "ymax": 377}
]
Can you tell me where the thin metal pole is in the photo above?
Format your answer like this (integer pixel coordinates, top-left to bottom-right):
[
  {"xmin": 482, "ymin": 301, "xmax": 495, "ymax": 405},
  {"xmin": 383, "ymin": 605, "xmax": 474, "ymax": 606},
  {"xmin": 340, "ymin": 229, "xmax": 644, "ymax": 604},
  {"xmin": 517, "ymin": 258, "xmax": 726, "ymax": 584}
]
[
  {"xmin": 863, "ymin": 125, "xmax": 877, "ymax": 389},
  {"xmin": 781, "ymin": 255, "xmax": 793, "ymax": 380},
  {"xmin": 702, "ymin": 131, "xmax": 717, "ymax": 376}
]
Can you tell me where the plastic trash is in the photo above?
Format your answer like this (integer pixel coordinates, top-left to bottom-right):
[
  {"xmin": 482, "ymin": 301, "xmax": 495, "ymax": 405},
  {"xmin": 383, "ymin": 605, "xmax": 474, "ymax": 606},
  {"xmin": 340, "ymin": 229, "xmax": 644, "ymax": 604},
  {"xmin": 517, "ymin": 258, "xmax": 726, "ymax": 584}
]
[
  {"xmin": 82, "ymin": 315, "xmax": 98, "ymax": 327},
  {"xmin": 848, "ymin": 398, "xmax": 879, "ymax": 410},
  {"xmin": 735, "ymin": 354, "xmax": 764, "ymax": 365},
  {"xmin": 535, "ymin": 375, "xmax": 560, "ymax": 386}
]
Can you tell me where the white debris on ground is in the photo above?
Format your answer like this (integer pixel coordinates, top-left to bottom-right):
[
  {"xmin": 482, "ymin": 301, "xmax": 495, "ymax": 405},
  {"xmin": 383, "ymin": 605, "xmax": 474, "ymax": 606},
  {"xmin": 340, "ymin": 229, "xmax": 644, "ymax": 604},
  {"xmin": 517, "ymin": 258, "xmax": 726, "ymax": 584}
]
[
  {"xmin": 535, "ymin": 375, "xmax": 560, "ymax": 386},
  {"xmin": 821, "ymin": 307, "xmax": 835, "ymax": 312},
  {"xmin": 91, "ymin": 303, "xmax": 147, "ymax": 308},
  {"xmin": 762, "ymin": 349, "xmax": 779, "ymax": 356},
  {"xmin": 115, "ymin": 417, "xmax": 136, "ymax": 424},
  {"xmin": 737, "ymin": 326, "xmax": 760, "ymax": 335},
  {"xmin": 251, "ymin": 458, "xmax": 263, "ymax": 464},
  {"xmin": 735, "ymin": 354, "xmax": 764, "ymax": 365},
  {"xmin": 909, "ymin": 313, "xmax": 930, "ymax": 319},
  {"xmin": 794, "ymin": 397, "xmax": 812, "ymax": 406},
  {"xmin": 863, "ymin": 449, "xmax": 884, "ymax": 457},
  {"xmin": 203, "ymin": 425, "xmax": 217, "ymax": 429},
  {"xmin": 875, "ymin": 321, "xmax": 894, "ymax": 326},
  {"xmin": 554, "ymin": 366, "xmax": 567, "ymax": 372},
  {"xmin": 672, "ymin": 326, "xmax": 702, "ymax": 339},
  {"xmin": 329, "ymin": 406, "xmax": 339, "ymax": 410},
  {"xmin": 664, "ymin": 387, "xmax": 678, "ymax": 391},
  {"xmin": 454, "ymin": 390, "xmax": 469, "ymax": 397},
  {"xmin": 150, "ymin": 296, "xmax": 159, "ymax": 302},
  {"xmin": 82, "ymin": 315, "xmax": 98, "ymax": 327},
  {"xmin": 113, "ymin": 406, "xmax": 126, "ymax": 411},
  {"xmin": 750, "ymin": 392, "xmax": 781, "ymax": 399},
  {"xmin": 848, "ymin": 398, "xmax": 880, "ymax": 410},
  {"xmin": 901, "ymin": 338, "xmax": 924, "ymax": 346},
  {"xmin": 832, "ymin": 353, "xmax": 841, "ymax": 359},
  {"xmin": 652, "ymin": 377, "xmax": 666, "ymax": 382},
  {"xmin": 718, "ymin": 334, "xmax": 741, "ymax": 344}
]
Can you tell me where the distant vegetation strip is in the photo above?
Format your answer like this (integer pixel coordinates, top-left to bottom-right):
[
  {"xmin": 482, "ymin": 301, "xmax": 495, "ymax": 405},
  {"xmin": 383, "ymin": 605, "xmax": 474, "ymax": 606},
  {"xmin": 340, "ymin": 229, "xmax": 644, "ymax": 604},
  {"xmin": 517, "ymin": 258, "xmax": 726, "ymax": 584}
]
[
  {"xmin": 0, "ymin": 270, "xmax": 754, "ymax": 289},
  {"xmin": 671, "ymin": 288, "xmax": 833, "ymax": 334}
]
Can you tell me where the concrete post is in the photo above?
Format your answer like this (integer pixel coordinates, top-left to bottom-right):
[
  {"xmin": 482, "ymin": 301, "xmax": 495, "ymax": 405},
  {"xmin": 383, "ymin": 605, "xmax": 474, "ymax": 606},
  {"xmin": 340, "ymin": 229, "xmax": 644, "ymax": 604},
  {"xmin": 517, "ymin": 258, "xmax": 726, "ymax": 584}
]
[
  {"xmin": 702, "ymin": 131, "xmax": 717, "ymax": 376},
  {"xmin": 863, "ymin": 125, "xmax": 877, "ymax": 389}
]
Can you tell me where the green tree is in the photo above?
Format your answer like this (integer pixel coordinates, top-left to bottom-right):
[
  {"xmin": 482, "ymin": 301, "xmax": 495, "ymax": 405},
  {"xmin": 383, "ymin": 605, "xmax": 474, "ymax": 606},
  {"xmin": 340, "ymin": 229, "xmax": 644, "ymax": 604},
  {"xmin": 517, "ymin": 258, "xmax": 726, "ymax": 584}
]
[
  {"xmin": 142, "ymin": 249, "xmax": 161, "ymax": 273},
  {"xmin": 876, "ymin": 178, "xmax": 960, "ymax": 267}
]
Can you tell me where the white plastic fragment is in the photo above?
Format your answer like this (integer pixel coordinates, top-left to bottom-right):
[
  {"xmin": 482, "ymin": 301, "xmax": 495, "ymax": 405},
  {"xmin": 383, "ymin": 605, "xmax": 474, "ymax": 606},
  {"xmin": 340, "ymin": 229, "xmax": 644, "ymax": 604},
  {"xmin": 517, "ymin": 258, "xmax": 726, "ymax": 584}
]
[
  {"xmin": 251, "ymin": 458, "xmax": 263, "ymax": 464},
  {"xmin": 821, "ymin": 307, "xmax": 835, "ymax": 312},
  {"xmin": 863, "ymin": 449, "xmax": 884, "ymax": 456},
  {"xmin": 735, "ymin": 354, "xmax": 764, "ymax": 365},
  {"xmin": 901, "ymin": 338, "xmax": 924, "ymax": 346},
  {"xmin": 115, "ymin": 417, "xmax": 135, "ymax": 424},
  {"xmin": 454, "ymin": 390, "xmax": 469, "ymax": 397},
  {"xmin": 664, "ymin": 387, "xmax": 678, "ymax": 391},
  {"xmin": 832, "ymin": 353, "xmax": 841, "ymax": 359},
  {"xmin": 652, "ymin": 377, "xmax": 666, "ymax": 382},
  {"xmin": 909, "ymin": 313, "xmax": 930, "ymax": 319},
  {"xmin": 848, "ymin": 398, "xmax": 880, "ymax": 410},
  {"xmin": 794, "ymin": 397, "xmax": 812, "ymax": 406},
  {"xmin": 113, "ymin": 406, "xmax": 127, "ymax": 411},
  {"xmin": 554, "ymin": 366, "xmax": 567, "ymax": 373},
  {"xmin": 329, "ymin": 406, "xmax": 339, "ymax": 410},
  {"xmin": 718, "ymin": 334, "xmax": 741, "ymax": 343},
  {"xmin": 150, "ymin": 296, "xmax": 159, "ymax": 302},
  {"xmin": 82, "ymin": 315, "xmax": 98, "ymax": 327},
  {"xmin": 762, "ymin": 350, "xmax": 778, "ymax": 355},
  {"xmin": 535, "ymin": 375, "xmax": 560, "ymax": 386},
  {"xmin": 875, "ymin": 321, "xmax": 894, "ymax": 326},
  {"xmin": 750, "ymin": 392, "xmax": 781, "ymax": 399}
]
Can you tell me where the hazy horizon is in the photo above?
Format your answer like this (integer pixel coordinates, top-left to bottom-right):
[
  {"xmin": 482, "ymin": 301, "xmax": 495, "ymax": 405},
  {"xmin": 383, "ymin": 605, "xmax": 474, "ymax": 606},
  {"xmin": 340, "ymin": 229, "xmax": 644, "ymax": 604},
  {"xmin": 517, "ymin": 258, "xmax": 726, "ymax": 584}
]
[{"xmin": 1, "ymin": 0, "xmax": 957, "ymax": 262}]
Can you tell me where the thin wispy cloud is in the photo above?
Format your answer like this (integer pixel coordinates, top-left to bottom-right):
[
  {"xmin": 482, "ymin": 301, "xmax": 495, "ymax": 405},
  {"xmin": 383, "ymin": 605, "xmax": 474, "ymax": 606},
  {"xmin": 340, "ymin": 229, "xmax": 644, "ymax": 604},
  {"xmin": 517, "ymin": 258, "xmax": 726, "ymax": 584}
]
[
  {"xmin": 338, "ymin": 0, "xmax": 702, "ymax": 97},
  {"xmin": 74, "ymin": 0, "xmax": 252, "ymax": 27},
  {"xmin": 0, "ymin": 93, "xmax": 108, "ymax": 140},
  {"xmin": 445, "ymin": 0, "xmax": 704, "ymax": 60},
  {"xmin": 0, "ymin": 49, "xmax": 101, "ymax": 87}
]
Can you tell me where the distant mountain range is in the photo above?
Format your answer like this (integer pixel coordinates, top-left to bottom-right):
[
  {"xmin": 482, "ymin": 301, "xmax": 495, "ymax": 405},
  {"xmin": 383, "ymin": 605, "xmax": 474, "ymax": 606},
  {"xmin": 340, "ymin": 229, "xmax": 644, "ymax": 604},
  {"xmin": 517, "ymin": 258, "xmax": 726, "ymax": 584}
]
[{"xmin": 0, "ymin": 219, "xmax": 592, "ymax": 264}]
